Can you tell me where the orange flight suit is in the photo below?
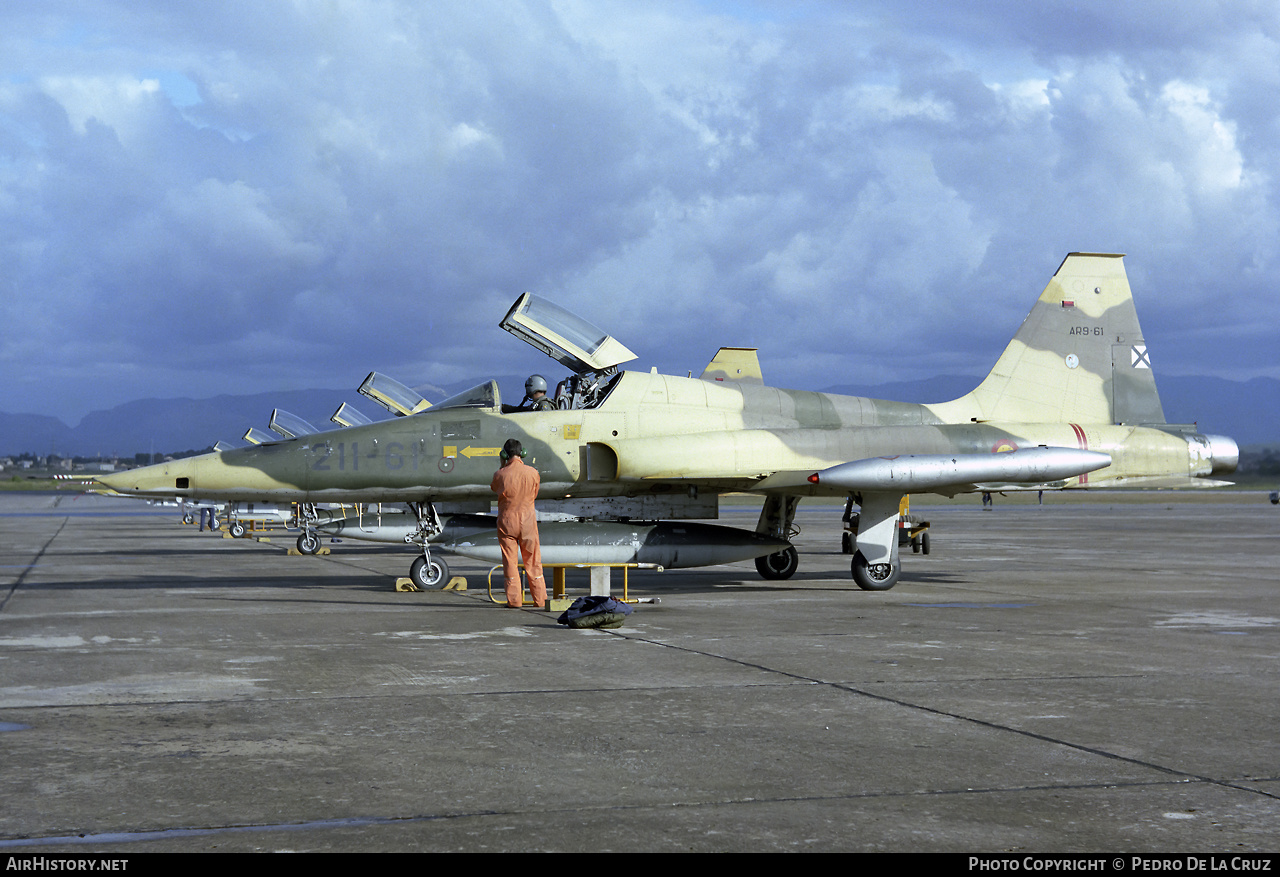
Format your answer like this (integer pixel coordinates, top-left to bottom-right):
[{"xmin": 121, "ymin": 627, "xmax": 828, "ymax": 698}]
[{"xmin": 490, "ymin": 456, "xmax": 546, "ymax": 607}]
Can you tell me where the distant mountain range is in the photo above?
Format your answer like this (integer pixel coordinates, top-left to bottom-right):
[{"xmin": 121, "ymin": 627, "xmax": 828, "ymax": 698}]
[
  {"xmin": 2, "ymin": 389, "xmax": 366, "ymax": 459},
  {"xmin": 3, "ymin": 374, "xmax": 1276, "ymax": 459}
]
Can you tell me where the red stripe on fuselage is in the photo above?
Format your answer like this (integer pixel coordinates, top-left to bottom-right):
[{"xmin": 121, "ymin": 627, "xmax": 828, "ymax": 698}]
[{"xmin": 1069, "ymin": 423, "xmax": 1089, "ymax": 483}]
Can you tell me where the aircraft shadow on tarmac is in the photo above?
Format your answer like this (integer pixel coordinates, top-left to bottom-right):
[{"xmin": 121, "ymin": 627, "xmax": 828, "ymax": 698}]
[
  {"xmin": 621, "ymin": 570, "xmax": 969, "ymax": 594},
  {"xmin": 24, "ymin": 554, "xmax": 967, "ymax": 600}
]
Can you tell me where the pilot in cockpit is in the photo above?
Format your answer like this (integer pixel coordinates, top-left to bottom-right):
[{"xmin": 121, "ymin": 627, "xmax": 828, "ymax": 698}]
[{"xmin": 521, "ymin": 374, "xmax": 557, "ymax": 411}]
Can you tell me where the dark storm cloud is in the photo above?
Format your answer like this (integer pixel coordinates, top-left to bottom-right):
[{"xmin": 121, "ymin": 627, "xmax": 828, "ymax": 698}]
[{"xmin": 1, "ymin": 0, "xmax": 1276, "ymax": 422}]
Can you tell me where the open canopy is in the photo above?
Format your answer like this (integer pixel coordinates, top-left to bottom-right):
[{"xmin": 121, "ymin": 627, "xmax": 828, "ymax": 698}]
[{"xmin": 500, "ymin": 293, "xmax": 637, "ymax": 375}]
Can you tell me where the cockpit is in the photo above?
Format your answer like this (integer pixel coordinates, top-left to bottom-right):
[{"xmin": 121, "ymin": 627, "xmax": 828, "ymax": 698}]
[{"xmin": 355, "ymin": 294, "xmax": 636, "ymax": 419}]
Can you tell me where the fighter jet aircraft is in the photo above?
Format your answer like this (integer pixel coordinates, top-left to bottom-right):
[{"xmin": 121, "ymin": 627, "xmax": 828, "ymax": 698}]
[{"xmin": 98, "ymin": 253, "xmax": 1238, "ymax": 591}]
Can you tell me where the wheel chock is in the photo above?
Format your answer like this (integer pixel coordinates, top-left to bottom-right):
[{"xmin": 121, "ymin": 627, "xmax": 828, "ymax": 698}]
[
  {"xmin": 287, "ymin": 546, "xmax": 331, "ymax": 556},
  {"xmin": 394, "ymin": 575, "xmax": 467, "ymax": 592},
  {"xmin": 548, "ymin": 596, "xmax": 574, "ymax": 612}
]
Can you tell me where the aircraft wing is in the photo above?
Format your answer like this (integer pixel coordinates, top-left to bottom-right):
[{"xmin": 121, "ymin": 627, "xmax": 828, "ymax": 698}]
[{"xmin": 604, "ymin": 430, "xmax": 829, "ymax": 483}]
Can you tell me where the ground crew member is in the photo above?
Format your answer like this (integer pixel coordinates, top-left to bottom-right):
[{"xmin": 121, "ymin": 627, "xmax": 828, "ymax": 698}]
[{"xmin": 490, "ymin": 439, "xmax": 546, "ymax": 608}]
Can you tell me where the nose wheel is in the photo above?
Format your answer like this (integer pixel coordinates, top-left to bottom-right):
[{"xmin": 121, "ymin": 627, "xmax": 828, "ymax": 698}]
[{"xmin": 410, "ymin": 553, "xmax": 450, "ymax": 589}]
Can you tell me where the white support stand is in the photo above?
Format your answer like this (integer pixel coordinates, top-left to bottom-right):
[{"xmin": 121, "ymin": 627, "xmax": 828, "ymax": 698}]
[{"xmin": 589, "ymin": 565, "xmax": 611, "ymax": 596}]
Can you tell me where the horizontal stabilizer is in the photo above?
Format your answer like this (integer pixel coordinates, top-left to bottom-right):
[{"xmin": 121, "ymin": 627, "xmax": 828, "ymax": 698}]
[{"xmin": 808, "ymin": 447, "xmax": 1112, "ymax": 493}]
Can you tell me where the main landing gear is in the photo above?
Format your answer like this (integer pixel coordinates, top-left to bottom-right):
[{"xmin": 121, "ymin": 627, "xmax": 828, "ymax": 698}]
[
  {"xmin": 844, "ymin": 492, "xmax": 904, "ymax": 591},
  {"xmin": 754, "ymin": 495, "xmax": 801, "ymax": 581},
  {"xmin": 755, "ymin": 545, "xmax": 799, "ymax": 580},
  {"xmin": 851, "ymin": 551, "xmax": 899, "ymax": 591},
  {"xmin": 752, "ymin": 492, "xmax": 908, "ymax": 590}
]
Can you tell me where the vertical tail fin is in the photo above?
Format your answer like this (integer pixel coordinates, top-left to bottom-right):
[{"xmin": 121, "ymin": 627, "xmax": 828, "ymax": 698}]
[
  {"xmin": 931, "ymin": 253, "xmax": 1166, "ymax": 425},
  {"xmin": 700, "ymin": 347, "xmax": 764, "ymax": 384}
]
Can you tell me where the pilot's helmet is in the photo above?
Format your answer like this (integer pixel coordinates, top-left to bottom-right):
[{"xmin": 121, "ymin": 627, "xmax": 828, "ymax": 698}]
[{"xmin": 525, "ymin": 374, "xmax": 548, "ymax": 396}]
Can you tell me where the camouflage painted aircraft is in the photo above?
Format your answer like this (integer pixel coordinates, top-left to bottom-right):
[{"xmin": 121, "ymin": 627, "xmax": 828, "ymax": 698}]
[{"xmin": 98, "ymin": 253, "xmax": 1238, "ymax": 591}]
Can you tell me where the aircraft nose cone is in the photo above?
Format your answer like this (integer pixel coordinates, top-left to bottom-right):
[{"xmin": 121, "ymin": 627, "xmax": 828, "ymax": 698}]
[
  {"xmin": 94, "ymin": 471, "xmax": 130, "ymax": 492},
  {"xmin": 95, "ymin": 463, "xmax": 182, "ymax": 496}
]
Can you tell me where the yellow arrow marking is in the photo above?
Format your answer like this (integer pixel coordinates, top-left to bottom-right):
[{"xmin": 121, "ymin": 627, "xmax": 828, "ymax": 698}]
[{"xmin": 461, "ymin": 446, "xmax": 501, "ymax": 458}]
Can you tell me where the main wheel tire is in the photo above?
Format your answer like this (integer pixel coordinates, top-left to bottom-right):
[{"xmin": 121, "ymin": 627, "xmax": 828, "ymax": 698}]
[
  {"xmin": 410, "ymin": 555, "xmax": 450, "ymax": 590},
  {"xmin": 755, "ymin": 546, "xmax": 799, "ymax": 580},
  {"xmin": 182, "ymin": 512, "xmax": 195, "ymax": 524},
  {"xmin": 229, "ymin": 522, "xmax": 247, "ymax": 538},
  {"xmin": 852, "ymin": 551, "xmax": 899, "ymax": 591},
  {"xmin": 297, "ymin": 532, "xmax": 321, "ymax": 555}
]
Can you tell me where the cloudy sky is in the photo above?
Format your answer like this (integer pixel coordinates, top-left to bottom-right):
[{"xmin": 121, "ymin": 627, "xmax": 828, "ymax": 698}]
[{"xmin": 2, "ymin": 0, "xmax": 1277, "ymax": 424}]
